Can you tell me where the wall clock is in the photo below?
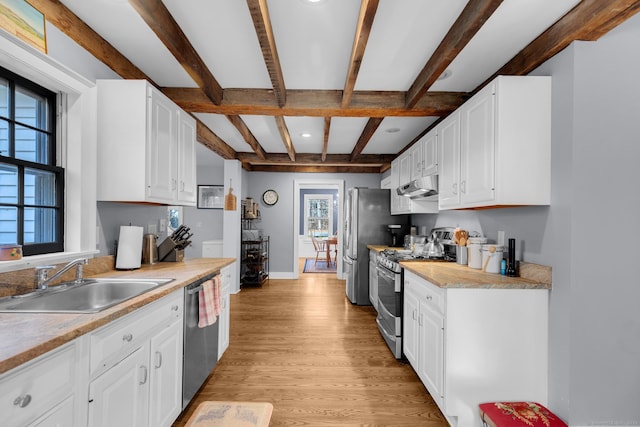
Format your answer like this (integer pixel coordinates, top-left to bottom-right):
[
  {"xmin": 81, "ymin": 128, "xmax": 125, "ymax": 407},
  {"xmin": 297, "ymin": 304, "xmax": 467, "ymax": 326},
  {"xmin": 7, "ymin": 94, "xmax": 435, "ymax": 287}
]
[{"xmin": 262, "ymin": 189, "xmax": 278, "ymax": 206}]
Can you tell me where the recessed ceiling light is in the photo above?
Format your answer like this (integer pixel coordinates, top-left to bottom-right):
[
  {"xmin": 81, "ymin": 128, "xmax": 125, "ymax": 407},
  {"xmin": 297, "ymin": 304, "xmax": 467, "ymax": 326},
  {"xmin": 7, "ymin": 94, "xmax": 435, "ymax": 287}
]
[
  {"xmin": 386, "ymin": 128, "xmax": 400, "ymax": 134},
  {"xmin": 437, "ymin": 69, "xmax": 453, "ymax": 81},
  {"xmin": 301, "ymin": 132, "xmax": 312, "ymax": 138}
]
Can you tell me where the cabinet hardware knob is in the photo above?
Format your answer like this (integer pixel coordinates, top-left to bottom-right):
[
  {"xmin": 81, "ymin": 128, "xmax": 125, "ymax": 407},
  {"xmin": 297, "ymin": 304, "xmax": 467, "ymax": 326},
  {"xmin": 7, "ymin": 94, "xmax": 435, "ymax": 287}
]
[
  {"xmin": 13, "ymin": 394, "xmax": 32, "ymax": 408},
  {"xmin": 171, "ymin": 305, "xmax": 179, "ymax": 311},
  {"xmin": 155, "ymin": 351, "xmax": 162, "ymax": 369},
  {"xmin": 122, "ymin": 333, "xmax": 133, "ymax": 342},
  {"xmin": 426, "ymin": 295, "xmax": 432, "ymax": 301}
]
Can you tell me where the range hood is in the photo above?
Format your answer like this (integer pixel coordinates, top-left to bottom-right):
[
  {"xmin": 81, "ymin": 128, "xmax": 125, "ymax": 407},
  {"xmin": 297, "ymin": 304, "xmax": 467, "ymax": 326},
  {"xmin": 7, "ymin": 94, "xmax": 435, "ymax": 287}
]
[{"xmin": 396, "ymin": 175, "xmax": 439, "ymax": 200}]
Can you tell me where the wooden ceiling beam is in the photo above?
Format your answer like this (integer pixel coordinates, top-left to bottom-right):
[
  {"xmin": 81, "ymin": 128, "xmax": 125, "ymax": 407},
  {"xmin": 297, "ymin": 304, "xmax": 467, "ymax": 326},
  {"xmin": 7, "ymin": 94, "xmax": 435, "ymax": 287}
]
[
  {"xmin": 128, "ymin": 0, "xmax": 223, "ymax": 105},
  {"xmin": 247, "ymin": 0, "xmax": 286, "ymax": 107},
  {"xmin": 487, "ymin": 0, "xmax": 640, "ymax": 86},
  {"xmin": 350, "ymin": 117, "xmax": 383, "ymax": 161},
  {"xmin": 163, "ymin": 87, "xmax": 468, "ymax": 117},
  {"xmin": 275, "ymin": 116, "xmax": 296, "ymax": 161},
  {"xmin": 245, "ymin": 164, "xmax": 383, "ymax": 173},
  {"xmin": 322, "ymin": 117, "xmax": 331, "ymax": 162},
  {"xmin": 405, "ymin": 0, "xmax": 504, "ymax": 108},
  {"xmin": 237, "ymin": 152, "xmax": 394, "ymax": 165},
  {"xmin": 343, "ymin": 0, "xmax": 379, "ymax": 108}
]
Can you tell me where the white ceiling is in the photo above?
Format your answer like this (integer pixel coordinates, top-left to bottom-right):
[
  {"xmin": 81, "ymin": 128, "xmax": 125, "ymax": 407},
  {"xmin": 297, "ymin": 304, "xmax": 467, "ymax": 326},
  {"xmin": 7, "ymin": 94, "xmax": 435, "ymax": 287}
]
[{"xmin": 59, "ymin": 0, "xmax": 582, "ymax": 166}]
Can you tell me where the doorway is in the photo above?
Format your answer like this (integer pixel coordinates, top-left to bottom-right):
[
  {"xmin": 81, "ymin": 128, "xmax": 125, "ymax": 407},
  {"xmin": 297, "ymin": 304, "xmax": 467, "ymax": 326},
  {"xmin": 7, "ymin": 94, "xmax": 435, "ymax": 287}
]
[{"xmin": 293, "ymin": 179, "xmax": 344, "ymax": 279}]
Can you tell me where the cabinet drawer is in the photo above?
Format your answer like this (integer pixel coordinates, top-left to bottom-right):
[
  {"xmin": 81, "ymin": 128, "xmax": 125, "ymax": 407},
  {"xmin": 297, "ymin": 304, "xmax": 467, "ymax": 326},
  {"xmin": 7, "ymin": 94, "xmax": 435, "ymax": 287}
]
[
  {"xmin": 420, "ymin": 281, "xmax": 445, "ymax": 316},
  {"xmin": 90, "ymin": 291, "xmax": 183, "ymax": 375},
  {"xmin": 0, "ymin": 342, "xmax": 76, "ymax": 427}
]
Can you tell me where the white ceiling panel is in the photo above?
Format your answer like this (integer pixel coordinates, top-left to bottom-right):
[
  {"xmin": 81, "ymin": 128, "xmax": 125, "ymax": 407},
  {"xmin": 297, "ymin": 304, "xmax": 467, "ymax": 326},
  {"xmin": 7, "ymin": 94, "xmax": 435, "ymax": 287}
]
[
  {"xmin": 59, "ymin": 0, "xmax": 196, "ymax": 87},
  {"xmin": 356, "ymin": 0, "xmax": 468, "ymax": 91},
  {"xmin": 193, "ymin": 113, "xmax": 253, "ymax": 152},
  {"xmin": 430, "ymin": 0, "xmax": 581, "ymax": 92},
  {"xmin": 241, "ymin": 115, "xmax": 286, "ymax": 153},
  {"xmin": 327, "ymin": 117, "xmax": 369, "ymax": 154},
  {"xmin": 362, "ymin": 117, "xmax": 438, "ymax": 155},
  {"xmin": 284, "ymin": 116, "xmax": 326, "ymax": 153},
  {"xmin": 163, "ymin": 0, "xmax": 272, "ymax": 88},
  {"xmin": 267, "ymin": 0, "xmax": 361, "ymax": 89}
]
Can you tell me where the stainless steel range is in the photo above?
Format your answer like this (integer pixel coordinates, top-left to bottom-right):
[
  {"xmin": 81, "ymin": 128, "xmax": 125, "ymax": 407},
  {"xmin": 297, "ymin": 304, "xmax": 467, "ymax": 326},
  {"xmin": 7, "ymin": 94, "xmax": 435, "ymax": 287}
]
[{"xmin": 376, "ymin": 227, "xmax": 455, "ymax": 359}]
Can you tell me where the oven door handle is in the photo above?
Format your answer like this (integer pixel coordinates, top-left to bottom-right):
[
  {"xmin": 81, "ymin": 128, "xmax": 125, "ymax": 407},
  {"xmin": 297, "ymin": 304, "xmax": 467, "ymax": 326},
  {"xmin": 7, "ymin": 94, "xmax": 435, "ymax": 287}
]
[{"xmin": 376, "ymin": 265, "xmax": 396, "ymax": 282}]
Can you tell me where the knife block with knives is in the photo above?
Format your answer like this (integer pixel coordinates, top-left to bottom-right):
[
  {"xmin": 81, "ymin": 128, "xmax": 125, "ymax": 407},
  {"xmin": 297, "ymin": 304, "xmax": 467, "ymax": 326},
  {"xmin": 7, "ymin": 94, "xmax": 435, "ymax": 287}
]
[{"xmin": 158, "ymin": 224, "xmax": 193, "ymax": 261}]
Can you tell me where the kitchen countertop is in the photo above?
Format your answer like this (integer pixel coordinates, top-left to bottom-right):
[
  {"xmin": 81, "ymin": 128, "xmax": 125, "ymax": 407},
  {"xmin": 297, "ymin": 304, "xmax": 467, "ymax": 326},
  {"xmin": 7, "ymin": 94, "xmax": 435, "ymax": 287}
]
[
  {"xmin": 0, "ymin": 258, "xmax": 235, "ymax": 375},
  {"xmin": 368, "ymin": 245, "xmax": 551, "ymax": 290}
]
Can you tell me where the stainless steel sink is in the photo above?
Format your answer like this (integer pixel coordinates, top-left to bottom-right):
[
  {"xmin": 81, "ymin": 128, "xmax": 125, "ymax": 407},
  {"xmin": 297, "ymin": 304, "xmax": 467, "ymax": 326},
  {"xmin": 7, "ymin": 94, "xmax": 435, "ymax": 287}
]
[{"xmin": 0, "ymin": 278, "xmax": 175, "ymax": 313}]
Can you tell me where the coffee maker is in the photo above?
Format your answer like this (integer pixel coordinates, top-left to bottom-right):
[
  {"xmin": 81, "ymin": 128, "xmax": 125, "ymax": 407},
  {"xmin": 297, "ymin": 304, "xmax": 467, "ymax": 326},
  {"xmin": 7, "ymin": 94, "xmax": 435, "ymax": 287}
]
[{"xmin": 387, "ymin": 224, "xmax": 402, "ymax": 247}]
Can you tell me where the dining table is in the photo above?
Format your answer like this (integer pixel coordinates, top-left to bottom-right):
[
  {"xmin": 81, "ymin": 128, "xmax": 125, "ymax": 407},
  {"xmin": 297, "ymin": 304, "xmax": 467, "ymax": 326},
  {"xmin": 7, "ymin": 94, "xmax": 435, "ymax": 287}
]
[{"xmin": 323, "ymin": 236, "xmax": 338, "ymax": 267}]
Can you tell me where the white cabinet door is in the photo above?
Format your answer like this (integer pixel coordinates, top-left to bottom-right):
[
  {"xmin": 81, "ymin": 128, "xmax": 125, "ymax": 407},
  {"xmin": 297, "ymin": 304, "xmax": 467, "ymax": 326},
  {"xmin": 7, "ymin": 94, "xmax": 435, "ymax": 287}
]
[
  {"xmin": 438, "ymin": 112, "xmax": 461, "ymax": 209},
  {"xmin": 149, "ymin": 322, "xmax": 183, "ymax": 427},
  {"xmin": 147, "ymin": 89, "xmax": 177, "ymax": 203},
  {"xmin": 409, "ymin": 142, "xmax": 422, "ymax": 181},
  {"xmin": 218, "ymin": 266, "xmax": 232, "ymax": 359},
  {"xmin": 399, "ymin": 152, "xmax": 411, "ymax": 187},
  {"xmin": 421, "ymin": 131, "xmax": 438, "ymax": 176},
  {"xmin": 402, "ymin": 284, "xmax": 419, "ymax": 368},
  {"xmin": 460, "ymin": 84, "xmax": 495, "ymax": 205},
  {"xmin": 88, "ymin": 343, "xmax": 150, "ymax": 427},
  {"xmin": 418, "ymin": 299, "xmax": 444, "ymax": 408},
  {"xmin": 177, "ymin": 111, "xmax": 197, "ymax": 205}
]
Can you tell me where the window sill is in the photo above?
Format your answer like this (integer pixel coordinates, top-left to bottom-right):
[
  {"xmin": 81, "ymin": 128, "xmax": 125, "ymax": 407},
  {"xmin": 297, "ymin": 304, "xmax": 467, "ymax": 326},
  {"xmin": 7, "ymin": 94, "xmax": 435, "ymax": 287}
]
[{"xmin": 0, "ymin": 250, "xmax": 99, "ymax": 274}]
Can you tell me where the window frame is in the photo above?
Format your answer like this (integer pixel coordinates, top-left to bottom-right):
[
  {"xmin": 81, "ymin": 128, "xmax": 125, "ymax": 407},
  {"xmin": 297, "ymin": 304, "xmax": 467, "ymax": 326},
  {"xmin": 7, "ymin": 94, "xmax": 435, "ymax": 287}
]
[
  {"xmin": 303, "ymin": 193, "xmax": 333, "ymax": 239},
  {"xmin": 0, "ymin": 65, "xmax": 64, "ymax": 256}
]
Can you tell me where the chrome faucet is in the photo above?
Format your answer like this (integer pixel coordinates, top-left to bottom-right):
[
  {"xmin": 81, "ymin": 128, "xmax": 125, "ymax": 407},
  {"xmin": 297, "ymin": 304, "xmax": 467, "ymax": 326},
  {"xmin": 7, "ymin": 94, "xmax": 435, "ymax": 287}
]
[{"xmin": 35, "ymin": 258, "xmax": 89, "ymax": 290}]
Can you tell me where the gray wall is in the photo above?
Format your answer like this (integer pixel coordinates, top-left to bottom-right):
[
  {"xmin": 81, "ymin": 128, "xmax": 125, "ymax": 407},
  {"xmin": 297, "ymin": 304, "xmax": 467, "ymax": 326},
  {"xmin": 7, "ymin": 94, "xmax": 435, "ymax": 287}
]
[{"xmin": 245, "ymin": 172, "xmax": 380, "ymax": 273}]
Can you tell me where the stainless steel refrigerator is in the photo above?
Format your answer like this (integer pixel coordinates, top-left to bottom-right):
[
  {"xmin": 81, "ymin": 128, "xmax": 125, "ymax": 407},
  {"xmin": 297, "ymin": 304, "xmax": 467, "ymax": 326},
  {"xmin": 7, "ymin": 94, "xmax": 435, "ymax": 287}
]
[{"xmin": 343, "ymin": 188, "xmax": 409, "ymax": 305}]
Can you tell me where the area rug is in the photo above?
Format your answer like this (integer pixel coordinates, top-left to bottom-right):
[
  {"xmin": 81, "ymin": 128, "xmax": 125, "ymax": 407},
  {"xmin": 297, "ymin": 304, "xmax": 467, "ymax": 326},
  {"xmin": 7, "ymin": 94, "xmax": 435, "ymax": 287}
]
[{"xmin": 303, "ymin": 258, "xmax": 336, "ymax": 273}]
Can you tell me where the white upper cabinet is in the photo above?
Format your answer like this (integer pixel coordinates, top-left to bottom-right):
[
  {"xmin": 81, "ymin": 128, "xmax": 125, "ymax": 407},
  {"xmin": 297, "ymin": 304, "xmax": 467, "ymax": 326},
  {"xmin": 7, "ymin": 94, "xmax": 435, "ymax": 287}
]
[
  {"xmin": 96, "ymin": 80, "xmax": 197, "ymax": 206},
  {"xmin": 421, "ymin": 131, "xmax": 438, "ymax": 177},
  {"xmin": 438, "ymin": 75, "xmax": 551, "ymax": 210},
  {"xmin": 409, "ymin": 142, "xmax": 423, "ymax": 181}
]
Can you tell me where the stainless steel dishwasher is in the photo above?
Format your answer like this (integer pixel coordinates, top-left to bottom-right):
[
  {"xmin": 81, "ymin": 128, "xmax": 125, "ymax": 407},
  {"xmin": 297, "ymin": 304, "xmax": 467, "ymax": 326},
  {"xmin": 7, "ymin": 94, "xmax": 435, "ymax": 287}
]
[{"xmin": 182, "ymin": 273, "xmax": 219, "ymax": 409}]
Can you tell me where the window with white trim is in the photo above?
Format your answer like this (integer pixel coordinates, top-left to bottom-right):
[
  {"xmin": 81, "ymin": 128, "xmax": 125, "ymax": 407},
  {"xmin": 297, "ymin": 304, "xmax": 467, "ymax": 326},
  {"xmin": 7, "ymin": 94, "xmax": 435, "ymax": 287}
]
[
  {"xmin": 0, "ymin": 66, "xmax": 63, "ymax": 255},
  {"xmin": 304, "ymin": 194, "xmax": 333, "ymax": 238}
]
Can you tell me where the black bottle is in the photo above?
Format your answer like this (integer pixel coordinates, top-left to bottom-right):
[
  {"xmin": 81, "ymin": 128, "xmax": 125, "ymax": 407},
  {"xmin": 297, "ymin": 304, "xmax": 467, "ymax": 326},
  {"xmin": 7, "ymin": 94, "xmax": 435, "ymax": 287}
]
[{"xmin": 506, "ymin": 238, "xmax": 517, "ymax": 277}]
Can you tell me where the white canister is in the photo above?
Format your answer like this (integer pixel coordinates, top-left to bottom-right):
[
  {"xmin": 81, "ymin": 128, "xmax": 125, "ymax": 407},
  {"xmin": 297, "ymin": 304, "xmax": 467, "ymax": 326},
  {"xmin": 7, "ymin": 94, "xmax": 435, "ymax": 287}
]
[
  {"xmin": 467, "ymin": 237, "xmax": 488, "ymax": 269},
  {"xmin": 482, "ymin": 244, "xmax": 504, "ymax": 274}
]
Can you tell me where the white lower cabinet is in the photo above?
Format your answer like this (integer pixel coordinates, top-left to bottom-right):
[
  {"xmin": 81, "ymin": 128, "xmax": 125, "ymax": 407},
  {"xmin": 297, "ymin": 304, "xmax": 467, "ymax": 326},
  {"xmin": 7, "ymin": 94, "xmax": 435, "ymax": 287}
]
[
  {"xmin": 0, "ymin": 341, "xmax": 79, "ymax": 427},
  {"xmin": 403, "ymin": 270, "xmax": 549, "ymax": 427},
  {"xmin": 88, "ymin": 290, "xmax": 184, "ymax": 427},
  {"xmin": 218, "ymin": 266, "xmax": 231, "ymax": 359},
  {"xmin": 88, "ymin": 343, "xmax": 150, "ymax": 427}
]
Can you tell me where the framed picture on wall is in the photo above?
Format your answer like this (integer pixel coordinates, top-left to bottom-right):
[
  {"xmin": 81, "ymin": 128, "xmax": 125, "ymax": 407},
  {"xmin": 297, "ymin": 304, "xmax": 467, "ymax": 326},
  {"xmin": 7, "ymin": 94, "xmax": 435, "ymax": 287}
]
[
  {"xmin": 0, "ymin": 0, "xmax": 47, "ymax": 53},
  {"xmin": 197, "ymin": 185, "xmax": 224, "ymax": 209}
]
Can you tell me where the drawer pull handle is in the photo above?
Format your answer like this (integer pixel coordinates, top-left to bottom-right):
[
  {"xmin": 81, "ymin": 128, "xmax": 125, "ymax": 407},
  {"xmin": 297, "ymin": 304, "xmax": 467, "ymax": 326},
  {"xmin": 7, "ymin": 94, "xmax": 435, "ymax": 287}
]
[
  {"xmin": 171, "ymin": 305, "xmax": 179, "ymax": 311},
  {"xmin": 14, "ymin": 394, "xmax": 32, "ymax": 408},
  {"xmin": 139, "ymin": 366, "xmax": 148, "ymax": 385},
  {"xmin": 155, "ymin": 351, "xmax": 162, "ymax": 369},
  {"xmin": 122, "ymin": 333, "xmax": 133, "ymax": 342}
]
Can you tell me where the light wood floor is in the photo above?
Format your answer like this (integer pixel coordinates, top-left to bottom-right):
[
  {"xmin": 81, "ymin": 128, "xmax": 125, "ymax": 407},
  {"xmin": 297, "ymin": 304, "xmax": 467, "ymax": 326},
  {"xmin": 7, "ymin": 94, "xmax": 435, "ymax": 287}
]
[{"xmin": 173, "ymin": 260, "xmax": 448, "ymax": 426}]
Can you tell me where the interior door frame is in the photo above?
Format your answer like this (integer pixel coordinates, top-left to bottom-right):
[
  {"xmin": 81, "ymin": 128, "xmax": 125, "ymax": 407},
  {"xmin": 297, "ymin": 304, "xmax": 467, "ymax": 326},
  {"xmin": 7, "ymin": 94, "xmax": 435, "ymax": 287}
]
[{"xmin": 293, "ymin": 179, "xmax": 345, "ymax": 279}]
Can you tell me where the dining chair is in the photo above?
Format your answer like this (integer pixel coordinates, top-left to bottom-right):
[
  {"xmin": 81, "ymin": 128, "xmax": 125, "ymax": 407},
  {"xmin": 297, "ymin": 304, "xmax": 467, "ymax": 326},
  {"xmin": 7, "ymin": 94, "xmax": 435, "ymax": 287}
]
[{"xmin": 311, "ymin": 237, "xmax": 330, "ymax": 266}]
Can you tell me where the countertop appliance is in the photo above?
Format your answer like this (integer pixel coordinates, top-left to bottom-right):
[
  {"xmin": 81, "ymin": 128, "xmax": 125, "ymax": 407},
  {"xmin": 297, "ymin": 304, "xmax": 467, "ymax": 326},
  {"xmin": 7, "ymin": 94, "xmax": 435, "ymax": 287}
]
[
  {"xmin": 343, "ymin": 188, "xmax": 408, "ymax": 305},
  {"xmin": 375, "ymin": 227, "xmax": 456, "ymax": 359},
  {"xmin": 183, "ymin": 273, "xmax": 219, "ymax": 409}
]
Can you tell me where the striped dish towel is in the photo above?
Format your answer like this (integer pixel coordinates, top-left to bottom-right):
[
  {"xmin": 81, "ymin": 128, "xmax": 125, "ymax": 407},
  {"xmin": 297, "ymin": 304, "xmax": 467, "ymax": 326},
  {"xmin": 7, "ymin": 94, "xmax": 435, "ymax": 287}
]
[{"xmin": 198, "ymin": 276, "xmax": 221, "ymax": 328}]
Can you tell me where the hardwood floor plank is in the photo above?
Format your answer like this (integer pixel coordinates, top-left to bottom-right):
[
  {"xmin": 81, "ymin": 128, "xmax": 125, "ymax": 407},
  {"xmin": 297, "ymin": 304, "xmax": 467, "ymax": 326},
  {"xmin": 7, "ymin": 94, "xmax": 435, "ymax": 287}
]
[{"xmin": 172, "ymin": 264, "xmax": 448, "ymax": 426}]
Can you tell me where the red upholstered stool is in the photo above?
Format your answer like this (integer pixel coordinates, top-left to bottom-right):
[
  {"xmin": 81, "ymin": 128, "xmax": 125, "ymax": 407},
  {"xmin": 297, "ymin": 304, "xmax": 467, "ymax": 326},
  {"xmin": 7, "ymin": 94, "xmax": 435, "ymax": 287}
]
[{"xmin": 479, "ymin": 402, "xmax": 567, "ymax": 427}]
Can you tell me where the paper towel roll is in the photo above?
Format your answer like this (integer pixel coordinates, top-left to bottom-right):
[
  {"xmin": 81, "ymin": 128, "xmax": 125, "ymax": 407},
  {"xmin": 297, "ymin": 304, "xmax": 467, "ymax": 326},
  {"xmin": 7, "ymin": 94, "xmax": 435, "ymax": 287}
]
[{"xmin": 116, "ymin": 225, "xmax": 144, "ymax": 270}]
